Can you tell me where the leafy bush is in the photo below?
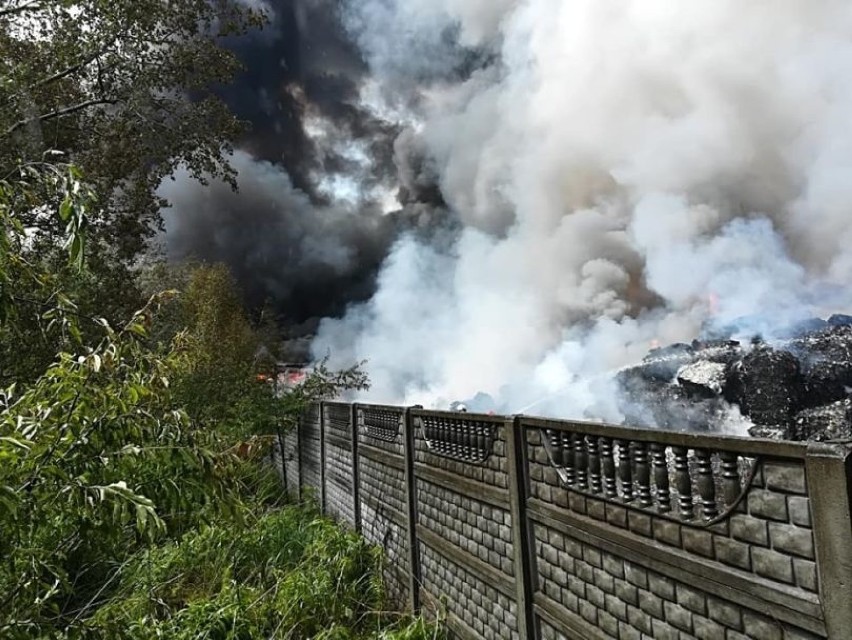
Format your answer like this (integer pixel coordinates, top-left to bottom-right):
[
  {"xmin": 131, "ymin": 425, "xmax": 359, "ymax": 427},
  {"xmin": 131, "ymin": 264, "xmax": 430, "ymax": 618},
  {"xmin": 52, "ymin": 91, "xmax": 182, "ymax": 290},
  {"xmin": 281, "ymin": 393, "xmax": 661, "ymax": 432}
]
[
  {"xmin": 0, "ymin": 166, "xmax": 437, "ymax": 639},
  {"xmin": 0, "ymin": 296, "xmax": 238, "ymax": 634}
]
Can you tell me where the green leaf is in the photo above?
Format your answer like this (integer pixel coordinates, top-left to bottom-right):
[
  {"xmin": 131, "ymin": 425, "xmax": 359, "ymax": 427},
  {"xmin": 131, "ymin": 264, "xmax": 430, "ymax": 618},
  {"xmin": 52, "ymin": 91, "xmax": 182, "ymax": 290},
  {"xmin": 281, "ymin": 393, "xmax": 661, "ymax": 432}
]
[
  {"xmin": 0, "ymin": 485, "xmax": 19, "ymax": 518},
  {"xmin": 68, "ymin": 323, "xmax": 82, "ymax": 344},
  {"xmin": 70, "ymin": 233, "xmax": 84, "ymax": 270},
  {"xmin": 0, "ymin": 436, "xmax": 32, "ymax": 450},
  {"xmin": 59, "ymin": 197, "xmax": 73, "ymax": 222},
  {"xmin": 129, "ymin": 323, "xmax": 148, "ymax": 337}
]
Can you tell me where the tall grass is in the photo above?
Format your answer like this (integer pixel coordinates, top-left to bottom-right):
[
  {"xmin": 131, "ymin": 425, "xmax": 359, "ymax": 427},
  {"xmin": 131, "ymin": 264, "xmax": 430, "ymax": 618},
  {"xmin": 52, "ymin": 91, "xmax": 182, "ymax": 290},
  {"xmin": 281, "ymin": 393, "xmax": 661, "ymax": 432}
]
[{"xmin": 85, "ymin": 502, "xmax": 442, "ymax": 640}]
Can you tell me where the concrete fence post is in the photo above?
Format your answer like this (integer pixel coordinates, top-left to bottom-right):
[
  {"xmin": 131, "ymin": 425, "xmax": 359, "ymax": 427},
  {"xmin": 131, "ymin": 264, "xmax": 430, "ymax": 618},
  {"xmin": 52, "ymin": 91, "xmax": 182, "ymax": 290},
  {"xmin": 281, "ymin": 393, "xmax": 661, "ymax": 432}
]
[
  {"xmin": 403, "ymin": 407, "xmax": 422, "ymax": 613},
  {"xmin": 295, "ymin": 408, "xmax": 303, "ymax": 502},
  {"xmin": 319, "ymin": 401, "xmax": 327, "ymax": 514},
  {"xmin": 275, "ymin": 426, "xmax": 287, "ymax": 494},
  {"xmin": 506, "ymin": 416, "xmax": 538, "ymax": 640},
  {"xmin": 351, "ymin": 403, "xmax": 362, "ymax": 532},
  {"xmin": 806, "ymin": 442, "xmax": 852, "ymax": 639}
]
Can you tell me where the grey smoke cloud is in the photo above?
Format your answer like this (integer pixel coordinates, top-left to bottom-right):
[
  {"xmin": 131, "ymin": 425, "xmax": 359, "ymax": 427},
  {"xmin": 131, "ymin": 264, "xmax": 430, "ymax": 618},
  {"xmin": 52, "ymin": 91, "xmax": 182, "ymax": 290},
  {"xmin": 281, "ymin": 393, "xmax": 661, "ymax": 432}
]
[
  {"xmin": 161, "ymin": 151, "xmax": 397, "ymax": 324},
  {"xmin": 163, "ymin": 0, "xmax": 422, "ymax": 326},
  {"xmin": 219, "ymin": 0, "xmax": 403, "ymax": 200},
  {"xmin": 312, "ymin": 0, "xmax": 852, "ymax": 424}
]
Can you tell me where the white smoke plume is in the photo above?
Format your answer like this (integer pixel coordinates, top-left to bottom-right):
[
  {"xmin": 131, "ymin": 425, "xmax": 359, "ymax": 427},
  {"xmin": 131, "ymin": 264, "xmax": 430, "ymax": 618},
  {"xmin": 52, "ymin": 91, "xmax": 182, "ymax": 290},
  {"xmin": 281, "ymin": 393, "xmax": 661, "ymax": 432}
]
[{"xmin": 314, "ymin": 0, "xmax": 852, "ymax": 421}]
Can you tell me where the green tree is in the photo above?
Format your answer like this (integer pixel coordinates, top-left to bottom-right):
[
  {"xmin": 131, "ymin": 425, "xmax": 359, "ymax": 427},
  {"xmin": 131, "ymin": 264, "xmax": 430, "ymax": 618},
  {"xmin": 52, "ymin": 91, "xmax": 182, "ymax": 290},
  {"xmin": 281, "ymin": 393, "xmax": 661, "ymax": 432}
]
[
  {"xmin": 169, "ymin": 263, "xmax": 262, "ymax": 430},
  {"xmin": 0, "ymin": 167, "xmax": 217, "ymax": 632},
  {"xmin": 157, "ymin": 261, "xmax": 368, "ymax": 440},
  {"xmin": 0, "ymin": 0, "xmax": 264, "ymax": 258},
  {"xmin": 0, "ymin": 7, "xmax": 396, "ymax": 630},
  {"xmin": 0, "ymin": 0, "xmax": 265, "ymax": 382},
  {"xmin": 0, "ymin": 162, "xmax": 95, "ymax": 381}
]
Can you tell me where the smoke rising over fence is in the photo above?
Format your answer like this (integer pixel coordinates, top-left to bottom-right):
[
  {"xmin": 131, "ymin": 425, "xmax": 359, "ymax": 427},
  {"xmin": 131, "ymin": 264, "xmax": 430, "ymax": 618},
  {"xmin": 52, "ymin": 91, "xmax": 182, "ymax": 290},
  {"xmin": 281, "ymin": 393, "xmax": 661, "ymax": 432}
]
[
  {"xmin": 312, "ymin": 1, "xmax": 852, "ymax": 426},
  {"xmin": 163, "ymin": 1, "xmax": 852, "ymax": 428}
]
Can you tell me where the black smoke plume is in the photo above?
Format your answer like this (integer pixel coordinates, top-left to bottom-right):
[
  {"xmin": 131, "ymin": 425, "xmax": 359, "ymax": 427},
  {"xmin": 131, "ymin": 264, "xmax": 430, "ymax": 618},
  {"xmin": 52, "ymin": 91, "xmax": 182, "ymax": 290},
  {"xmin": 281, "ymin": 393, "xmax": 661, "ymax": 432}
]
[
  {"xmin": 162, "ymin": 152, "xmax": 395, "ymax": 326},
  {"xmin": 220, "ymin": 0, "xmax": 399, "ymax": 199},
  {"xmin": 162, "ymin": 0, "xmax": 486, "ymax": 332}
]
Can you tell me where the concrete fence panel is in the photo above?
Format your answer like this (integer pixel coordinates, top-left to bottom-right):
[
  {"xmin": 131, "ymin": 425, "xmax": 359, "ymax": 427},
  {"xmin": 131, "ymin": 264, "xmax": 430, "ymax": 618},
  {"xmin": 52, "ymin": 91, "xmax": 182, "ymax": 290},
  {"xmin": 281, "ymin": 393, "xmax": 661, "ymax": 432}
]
[
  {"xmin": 281, "ymin": 403, "xmax": 852, "ymax": 640},
  {"xmin": 322, "ymin": 402, "xmax": 357, "ymax": 528},
  {"xmin": 357, "ymin": 403, "xmax": 410, "ymax": 609}
]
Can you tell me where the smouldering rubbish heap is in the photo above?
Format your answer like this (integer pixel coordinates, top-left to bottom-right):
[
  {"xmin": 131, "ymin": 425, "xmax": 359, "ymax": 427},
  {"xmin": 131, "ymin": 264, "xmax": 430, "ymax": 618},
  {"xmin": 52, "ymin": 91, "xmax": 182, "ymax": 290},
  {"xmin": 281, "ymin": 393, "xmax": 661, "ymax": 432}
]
[{"xmin": 616, "ymin": 315, "xmax": 852, "ymax": 441}]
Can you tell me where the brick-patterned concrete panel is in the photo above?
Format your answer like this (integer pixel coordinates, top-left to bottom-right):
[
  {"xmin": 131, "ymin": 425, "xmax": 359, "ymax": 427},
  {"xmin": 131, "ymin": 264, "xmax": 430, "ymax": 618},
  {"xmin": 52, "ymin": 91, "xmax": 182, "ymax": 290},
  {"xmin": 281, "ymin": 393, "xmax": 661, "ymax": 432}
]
[
  {"xmin": 417, "ymin": 479, "xmax": 515, "ymax": 577},
  {"xmin": 327, "ymin": 477, "xmax": 354, "ymax": 525},
  {"xmin": 420, "ymin": 541, "xmax": 520, "ymax": 640},
  {"xmin": 361, "ymin": 499, "xmax": 410, "ymax": 609},
  {"xmin": 357, "ymin": 419, "xmax": 410, "ymax": 608},
  {"xmin": 361, "ymin": 428, "xmax": 405, "ymax": 456},
  {"xmin": 282, "ymin": 427, "xmax": 300, "ymax": 498},
  {"xmin": 325, "ymin": 403, "xmax": 352, "ymax": 439},
  {"xmin": 360, "ymin": 454, "xmax": 407, "ymax": 525},
  {"xmin": 266, "ymin": 435, "xmax": 286, "ymax": 488},
  {"xmin": 322, "ymin": 403, "xmax": 356, "ymax": 527},
  {"xmin": 526, "ymin": 431, "xmax": 819, "ymax": 595},
  {"xmin": 358, "ymin": 431, "xmax": 405, "ymax": 458},
  {"xmin": 534, "ymin": 522, "xmax": 822, "ymax": 640},
  {"xmin": 326, "ymin": 439, "xmax": 355, "ymax": 527},
  {"xmin": 300, "ymin": 410, "xmax": 321, "ymax": 493},
  {"xmin": 539, "ymin": 619, "xmax": 570, "ymax": 640}
]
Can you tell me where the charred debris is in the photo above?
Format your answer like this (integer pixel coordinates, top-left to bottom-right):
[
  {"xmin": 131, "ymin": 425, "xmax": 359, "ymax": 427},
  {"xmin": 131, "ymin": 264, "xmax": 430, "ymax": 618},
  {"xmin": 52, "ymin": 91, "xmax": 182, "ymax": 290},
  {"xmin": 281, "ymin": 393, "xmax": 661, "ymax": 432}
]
[{"xmin": 616, "ymin": 314, "xmax": 852, "ymax": 441}]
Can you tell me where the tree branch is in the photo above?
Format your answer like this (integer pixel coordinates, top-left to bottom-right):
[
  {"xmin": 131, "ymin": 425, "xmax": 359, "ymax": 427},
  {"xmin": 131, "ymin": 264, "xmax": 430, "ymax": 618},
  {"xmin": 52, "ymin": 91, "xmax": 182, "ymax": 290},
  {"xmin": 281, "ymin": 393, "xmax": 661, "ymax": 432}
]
[
  {"xmin": 31, "ymin": 47, "xmax": 110, "ymax": 93},
  {"xmin": 3, "ymin": 98, "xmax": 118, "ymax": 139},
  {"xmin": 0, "ymin": 47, "xmax": 111, "ymax": 111},
  {"xmin": 0, "ymin": 1, "xmax": 42, "ymax": 19},
  {"xmin": 9, "ymin": 295, "xmax": 102, "ymax": 324}
]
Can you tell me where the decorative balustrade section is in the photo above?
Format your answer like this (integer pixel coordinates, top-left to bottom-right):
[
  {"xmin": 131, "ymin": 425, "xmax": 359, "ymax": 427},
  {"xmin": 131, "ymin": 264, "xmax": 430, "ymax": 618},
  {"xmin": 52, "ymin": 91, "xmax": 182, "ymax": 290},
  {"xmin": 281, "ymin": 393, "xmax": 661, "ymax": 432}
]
[
  {"xmin": 324, "ymin": 402, "xmax": 352, "ymax": 434},
  {"xmin": 358, "ymin": 406, "xmax": 403, "ymax": 442},
  {"xmin": 535, "ymin": 421, "xmax": 769, "ymax": 526},
  {"xmin": 416, "ymin": 412, "xmax": 497, "ymax": 464}
]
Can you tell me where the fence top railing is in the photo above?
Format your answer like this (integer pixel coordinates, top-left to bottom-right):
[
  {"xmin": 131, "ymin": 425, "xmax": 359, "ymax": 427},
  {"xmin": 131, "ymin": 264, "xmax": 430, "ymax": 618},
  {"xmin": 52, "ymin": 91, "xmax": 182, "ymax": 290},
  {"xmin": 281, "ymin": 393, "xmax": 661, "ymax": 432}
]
[
  {"xmin": 409, "ymin": 407, "xmax": 507, "ymax": 423},
  {"xmin": 355, "ymin": 402, "xmax": 406, "ymax": 414},
  {"xmin": 314, "ymin": 402, "xmax": 811, "ymax": 460},
  {"xmin": 323, "ymin": 400, "xmax": 353, "ymax": 410},
  {"xmin": 520, "ymin": 415, "xmax": 808, "ymax": 459}
]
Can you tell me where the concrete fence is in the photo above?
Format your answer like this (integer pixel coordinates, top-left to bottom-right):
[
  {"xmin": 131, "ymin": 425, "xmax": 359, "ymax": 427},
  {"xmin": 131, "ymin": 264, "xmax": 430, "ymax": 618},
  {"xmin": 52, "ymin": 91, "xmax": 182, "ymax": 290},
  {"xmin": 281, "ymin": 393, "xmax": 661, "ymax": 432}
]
[{"xmin": 271, "ymin": 402, "xmax": 852, "ymax": 640}]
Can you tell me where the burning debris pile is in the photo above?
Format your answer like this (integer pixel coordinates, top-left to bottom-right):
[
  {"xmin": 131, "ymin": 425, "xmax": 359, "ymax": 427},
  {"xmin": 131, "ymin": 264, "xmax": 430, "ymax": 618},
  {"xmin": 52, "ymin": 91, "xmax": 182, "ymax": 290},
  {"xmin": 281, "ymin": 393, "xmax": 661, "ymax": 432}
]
[{"xmin": 617, "ymin": 315, "xmax": 852, "ymax": 441}]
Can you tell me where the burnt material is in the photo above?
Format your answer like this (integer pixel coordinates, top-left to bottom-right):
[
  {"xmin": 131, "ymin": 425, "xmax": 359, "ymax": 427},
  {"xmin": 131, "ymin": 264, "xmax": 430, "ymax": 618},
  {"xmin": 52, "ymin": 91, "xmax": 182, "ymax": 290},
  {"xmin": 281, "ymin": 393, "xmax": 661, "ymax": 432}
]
[
  {"xmin": 638, "ymin": 343, "xmax": 695, "ymax": 381},
  {"xmin": 777, "ymin": 317, "xmax": 830, "ymax": 339},
  {"xmin": 677, "ymin": 361, "xmax": 727, "ymax": 399},
  {"xmin": 616, "ymin": 315, "xmax": 852, "ymax": 440},
  {"xmin": 793, "ymin": 400, "xmax": 852, "ymax": 441},
  {"xmin": 617, "ymin": 374, "xmax": 731, "ymax": 432},
  {"xmin": 789, "ymin": 325, "xmax": 852, "ymax": 409},
  {"xmin": 728, "ymin": 346, "xmax": 801, "ymax": 434},
  {"xmin": 690, "ymin": 339, "xmax": 743, "ymax": 364},
  {"xmin": 828, "ymin": 314, "xmax": 852, "ymax": 327}
]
